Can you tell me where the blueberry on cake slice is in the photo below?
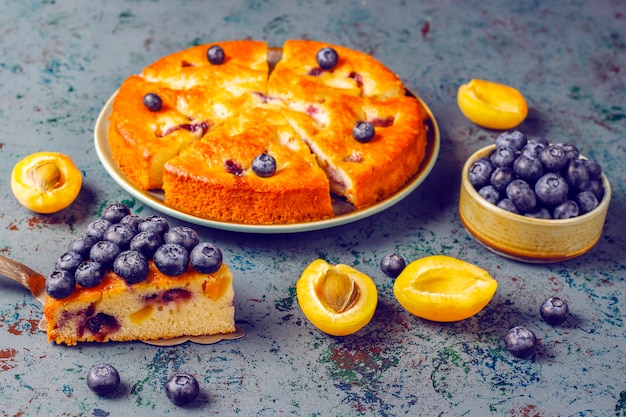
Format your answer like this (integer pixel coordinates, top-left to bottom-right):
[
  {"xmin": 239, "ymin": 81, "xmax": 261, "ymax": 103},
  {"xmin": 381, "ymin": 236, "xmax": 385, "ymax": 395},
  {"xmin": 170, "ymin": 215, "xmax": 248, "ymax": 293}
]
[{"xmin": 43, "ymin": 203, "xmax": 235, "ymax": 346}]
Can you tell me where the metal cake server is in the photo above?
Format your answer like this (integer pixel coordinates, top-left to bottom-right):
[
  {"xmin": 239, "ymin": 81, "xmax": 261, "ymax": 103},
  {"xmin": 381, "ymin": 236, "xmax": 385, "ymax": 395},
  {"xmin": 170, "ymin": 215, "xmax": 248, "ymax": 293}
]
[{"xmin": 0, "ymin": 253, "xmax": 244, "ymax": 345}]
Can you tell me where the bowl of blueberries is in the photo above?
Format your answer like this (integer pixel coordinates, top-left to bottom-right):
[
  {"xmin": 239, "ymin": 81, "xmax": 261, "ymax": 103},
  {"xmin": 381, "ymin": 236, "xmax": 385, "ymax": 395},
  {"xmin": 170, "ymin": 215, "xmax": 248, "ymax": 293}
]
[{"xmin": 459, "ymin": 130, "xmax": 611, "ymax": 263}]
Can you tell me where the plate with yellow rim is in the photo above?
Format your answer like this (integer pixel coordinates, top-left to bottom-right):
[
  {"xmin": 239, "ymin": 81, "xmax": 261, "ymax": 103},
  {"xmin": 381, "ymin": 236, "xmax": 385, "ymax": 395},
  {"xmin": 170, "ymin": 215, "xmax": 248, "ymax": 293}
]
[{"xmin": 93, "ymin": 90, "xmax": 440, "ymax": 233}]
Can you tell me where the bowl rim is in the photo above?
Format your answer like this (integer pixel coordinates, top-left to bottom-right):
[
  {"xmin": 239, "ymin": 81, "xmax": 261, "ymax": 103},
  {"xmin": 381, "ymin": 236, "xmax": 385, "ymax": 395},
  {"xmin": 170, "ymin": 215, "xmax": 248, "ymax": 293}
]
[{"xmin": 461, "ymin": 144, "xmax": 612, "ymax": 225}]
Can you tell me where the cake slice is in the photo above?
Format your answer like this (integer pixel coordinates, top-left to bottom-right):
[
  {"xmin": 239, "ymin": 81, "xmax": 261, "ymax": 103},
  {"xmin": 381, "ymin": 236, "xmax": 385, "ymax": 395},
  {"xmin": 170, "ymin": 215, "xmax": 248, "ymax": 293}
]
[{"xmin": 43, "ymin": 204, "xmax": 236, "ymax": 346}]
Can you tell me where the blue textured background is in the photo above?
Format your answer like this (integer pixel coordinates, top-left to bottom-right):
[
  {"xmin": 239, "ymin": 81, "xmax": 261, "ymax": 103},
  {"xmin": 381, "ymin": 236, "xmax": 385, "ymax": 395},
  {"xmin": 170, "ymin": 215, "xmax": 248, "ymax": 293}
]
[{"xmin": 0, "ymin": 1, "xmax": 625, "ymax": 415}]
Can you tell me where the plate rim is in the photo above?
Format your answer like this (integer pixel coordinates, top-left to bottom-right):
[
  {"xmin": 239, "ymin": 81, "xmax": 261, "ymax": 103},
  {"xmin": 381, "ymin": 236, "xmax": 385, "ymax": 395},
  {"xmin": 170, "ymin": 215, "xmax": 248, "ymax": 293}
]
[{"xmin": 94, "ymin": 92, "xmax": 440, "ymax": 234}]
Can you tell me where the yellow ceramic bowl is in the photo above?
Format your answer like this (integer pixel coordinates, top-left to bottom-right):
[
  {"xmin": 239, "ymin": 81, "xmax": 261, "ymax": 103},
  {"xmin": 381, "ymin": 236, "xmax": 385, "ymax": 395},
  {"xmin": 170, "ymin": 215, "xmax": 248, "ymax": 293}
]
[{"xmin": 459, "ymin": 145, "xmax": 611, "ymax": 263}]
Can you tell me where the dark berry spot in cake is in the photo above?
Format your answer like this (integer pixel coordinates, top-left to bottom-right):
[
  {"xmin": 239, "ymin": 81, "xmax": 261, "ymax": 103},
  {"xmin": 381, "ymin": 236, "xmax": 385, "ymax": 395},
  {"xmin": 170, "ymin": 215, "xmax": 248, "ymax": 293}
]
[
  {"xmin": 224, "ymin": 159, "xmax": 243, "ymax": 176},
  {"xmin": 348, "ymin": 71, "xmax": 363, "ymax": 88},
  {"xmin": 181, "ymin": 60, "xmax": 193, "ymax": 67},
  {"xmin": 308, "ymin": 67, "xmax": 325, "ymax": 77},
  {"xmin": 306, "ymin": 105, "xmax": 318, "ymax": 116},
  {"xmin": 85, "ymin": 313, "xmax": 119, "ymax": 338},
  {"xmin": 162, "ymin": 121, "xmax": 209, "ymax": 138},
  {"xmin": 371, "ymin": 116, "xmax": 395, "ymax": 127},
  {"xmin": 162, "ymin": 288, "xmax": 193, "ymax": 303}
]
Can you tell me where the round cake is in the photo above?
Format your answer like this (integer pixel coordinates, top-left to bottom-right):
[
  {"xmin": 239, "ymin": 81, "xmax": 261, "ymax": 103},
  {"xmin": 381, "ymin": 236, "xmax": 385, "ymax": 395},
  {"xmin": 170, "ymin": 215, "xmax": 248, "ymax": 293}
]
[{"xmin": 107, "ymin": 40, "xmax": 428, "ymax": 224}]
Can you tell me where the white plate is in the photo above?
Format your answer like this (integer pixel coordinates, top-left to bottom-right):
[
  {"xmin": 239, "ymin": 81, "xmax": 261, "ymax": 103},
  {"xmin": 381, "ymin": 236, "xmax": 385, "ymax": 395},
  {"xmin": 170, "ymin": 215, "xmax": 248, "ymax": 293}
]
[{"xmin": 94, "ymin": 92, "xmax": 440, "ymax": 233}]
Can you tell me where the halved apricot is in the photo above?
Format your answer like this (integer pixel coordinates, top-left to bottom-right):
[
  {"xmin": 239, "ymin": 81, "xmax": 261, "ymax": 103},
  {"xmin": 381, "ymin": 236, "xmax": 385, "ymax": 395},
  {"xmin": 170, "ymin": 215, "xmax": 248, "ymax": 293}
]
[
  {"xmin": 393, "ymin": 255, "xmax": 497, "ymax": 322},
  {"xmin": 11, "ymin": 152, "xmax": 82, "ymax": 214},
  {"xmin": 296, "ymin": 259, "xmax": 378, "ymax": 336},
  {"xmin": 457, "ymin": 79, "xmax": 528, "ymax": 130}
]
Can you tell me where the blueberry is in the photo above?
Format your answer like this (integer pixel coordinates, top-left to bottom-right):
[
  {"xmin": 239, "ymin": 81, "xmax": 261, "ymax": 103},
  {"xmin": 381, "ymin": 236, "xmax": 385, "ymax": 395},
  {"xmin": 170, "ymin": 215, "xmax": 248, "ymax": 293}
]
[
  {"xmin": 251, "ymin": 153, "xmax": 277, "ymax": 178},
  {"xmin": 190, "ymin": 242, "xmax": 223, "ymax": 274},
  {"xmin": 164, "ymin": 226, "xmax": 199, "ymax": 252},
  {"xmin": 142, "ymin": 93, "xmax": 163, "ymax": 112},
  {"xmin": 86, "ymin": 219, "xmax": 112, "ymax": 240},
  {"xmin": 207, "ymin": 45, "xmax": 225, "ymax": 65},
  {"xmin": 583, "ymin": 159, "xmax": 602, "ymax": 180},
  {"xmin": 119, "ymin": 214, "xmax": 142, "ymax": 233},
  {"xmin": 497, "ymin": 198, "xmax": 520, "ymax": 214},
  {"xmin": 495, "ymin": 130, "xmax": 527, "ymax": 152},
  {"xmin": 103, "ymin": 223, "xmax": 136, "ymax": 250},
  {"xmin": 490, "ymin": 166, "xmax": 516, "ymax": 193},
  {"xmin": 504, "ymin": 326, "xmax": 537, "ymax": 358},
  {"xmin": 89, "ymin": 241, "xmax": 122, "ymax": 267},
  {"xmin": 101, "ymin": 203, "xmax": 131, "ymax": 223},
  {"xmin": 575, "ymin": 191, "xmax": 599, "ymax": 214},
  {"xmin": 524, "ymin": 207, "xmax": 552, "ymax": 219},
  {"xmin": 478, "ymin": 185, "xmax": 500, "ymax": 205},
  {"xmin": 553, "ymin": 200, "xmax": 579, "ymax": 219},
  {"xmin": 535, "ymin": 173, "xmax": 569, "ymax": 207},
  {"xmin": 75, "ymin": 260, "xmax": 106, "ymax": 288},
  {"xmin": 513, "ymin": 155, "xmax": 543, "ymax": 183},
  {"xmin": 539, "ymin": 297, "xmax": 569, "ymax": 326},
  {"xmin": 139, "ymin": 215, "xmax": 170, "ymax": 236},
  {"xmin": 353, "ymin": 121, "xmax": 375, "ymax": 143},
  {"xmin": 113, "ymin": 250, "xmax": 149, "ymax": 284},
  {"xmin": 380, "ymin": 253, "xmax": 406, "ymax": 278},
  {"xmin": 45, "ymin": 269, "xmax": 76, "ymax": 299},
  {"xmin": 490, "ymin": 147, "xmax": 516, "ymax": 168},
  {"xmin": 55, "ymin": 252, "xmax": 83, "ymax": 273},
  {"xmin": 506, "ymin": 179, "xmax": 536, "ymax": 213},
  {"xmin": 68, "ymin": 234, "xmax": 100, "ymax": 258},
  {"xmin": 564, "ymin": 158, "xmax": 589, "ymax": 191},
  {"xmin": 538, "ymin": 145, "xmax": 568, "ymax": 172},
  {"xmin": 555, "ymin": 143, "xmax": 579, "ymax": 160},
  {"xmin": 86, "ymin": 364, "xmax": 120, "ymax": 396},
  {"xmin": 469, "ymin": 158, "xmax": 495, "ymax": 189},
  {"xmin": 580, "ymin": 179, "xmax": 604, "ymax": 201},
  {"xmin": 316, "ymin": 47, "xmax": 338, "ymax": 70},
  {"xmin": 165, "ymin": 373, "xmax": 200, "ymax": 406},
  {"xmin": 154, "ymin": 243, "xmax": 189, "ymax": 276},
  {"xmin": 520, "ymin": 140, "xmax": 547, "ymax": 158},
  {"xmin": 130, "ymin": 231, "xmax": 163, "ymax": 257}
]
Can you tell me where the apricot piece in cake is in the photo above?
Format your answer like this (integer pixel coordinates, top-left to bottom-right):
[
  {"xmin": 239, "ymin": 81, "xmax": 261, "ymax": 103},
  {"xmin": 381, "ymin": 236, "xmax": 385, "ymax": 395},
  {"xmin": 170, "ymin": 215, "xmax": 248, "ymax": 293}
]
[{"xmin": 11, "ymin": 151, "xmax": 82, "ymax": 214}]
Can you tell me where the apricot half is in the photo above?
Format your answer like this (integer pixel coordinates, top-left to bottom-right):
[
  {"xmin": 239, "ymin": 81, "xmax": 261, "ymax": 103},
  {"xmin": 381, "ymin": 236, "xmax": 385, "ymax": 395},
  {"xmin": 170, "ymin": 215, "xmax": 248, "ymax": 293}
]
[
  {"xmin": 296, "ymin": 259, "xmax": 378, "ymax": 336},
  {"xmin": 11, "ymin": 152, "xmax": 82, "ymax": 214},
  {"xmin": 457, "ymin": 79, "xmax": 528, "ymax": 130},
  {"xmin": 393, "ymin": 255, "xmax": 497, "ymax": 322}
]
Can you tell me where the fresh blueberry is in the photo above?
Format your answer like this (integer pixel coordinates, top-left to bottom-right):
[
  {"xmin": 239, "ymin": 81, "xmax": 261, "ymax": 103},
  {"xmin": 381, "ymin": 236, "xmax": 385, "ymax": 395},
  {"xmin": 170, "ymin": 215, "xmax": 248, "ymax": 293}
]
[
  {"xmin": 580, "ymin": 178, "xmax": 604, "ymax": 201},
  {"xmin": 497, "ymin": 198, "xmax": 520, "ymax": 214},
  {"xmin": 45, "ymin": 269, "xmax": 76, "ymax": 299},
  {"xmin": 478, "ymin": 185, "xmax": 500, "ymax": 205},
  {"xmin": 165, "ymin": 373, "xmax": 200, "ymax": 406},
  {"xmin": 469, "ymin": 158, "xmax": 495, "ymax": 189},
  {"xmin": 380, "ymin": 253, "xmax": 406, "ymax": 278},
  {"xmin": 103, "ymin": 223, "xmax": 136, "ymax": 250},
  {"xmin": 575, "ymin": 191, "xmax": 599, "ymax": 214},
  {"xmin": 583, "ymin": 159, "xmax": 602, "ymax": 180},
  {"xmin": 506, "ymin": 179, "xmax": 536, "ymax": 213},
  {"xmin": 495, "ymin": 130, "xmax": 527, "ymax": 152},
  {"xmin": 513, "ymin": 155, "xmax": 543, "ymax": 183},
  {"xmin": 504, "ymin": 326, "xmax": 537, "ymax": 358},
  {"xmin": 75, "ymin": 260, "xmax": 106, "ymax": 288},
  {"xmin": 190, "ymin": 242, "xmax": 223, "ymax": 274},
  {"xmin": 143, "ymin": 93, "xmax": 163, "ymax": 112},
  {"xmin": 130, "ymin": 231, "xmax": 163, "ymax": 257},
  {"xmin": 164, "ymin": 226, "xmax": 199, "ymax": 252},
  {"xmin": 316, "ymin": 47, "xmax": 338, "ymax": 70},
  {"xmin": 251, "ymin": 153, "xmax": 277, "ymax": 178},
  {"xmin": 86, "ymin": 364, "xmax": 120, "ymax": 396},
  {"xmin": 538, "ymin": 145, "xmax": 568, "ymax": 172},
  {"xmin": 553, "ymin": 200, "xmax": 579, "ymax": 219},
  {"xmin": 119, "ymin": 214, "xmax": 142, "ymax": 233},
  {"xmin": 524, "ymin": 207, "xmax": 552, "ymax": 219},
  {"xmin": 555, "ymin": 143, "xmax": 579, "ymax": 160},
  {"xmin": 113, "ymin": 250, "xmax": 149, "ymax": 284},
  {"xmin": 564, "ymin": 158, "xmax": 589, "ymax": 191},
  {"xmin": 89, "ymin": 241, "xmax": 122, "ymax": 267},
  {"xmin": 539, "ymin": 297, "xmax": 570, "ymax": 326},
  {"xmin": 101, "ymin": 203, "xmax": 131, "ymax": 223},
  {"xmin": 353, "ymin": 121, "xmax": 375, "ymax": 143},
  {"xmin": 534, "ymin": 173, "xmax": 569, "ymax": 207},
  {"xmin": 520, "ymin": 140, "xmax": 547, "ymax": 158},
  {"xmin": 490, "ymin": 166, "xmax": 516, "ymax": 193},
  {"xmin": 490, "ymin": 147, "xmax": 516, "ymax": 168},
  {"xmin": 55, "ymin": 252, "xmax": 83, "ymax": 273},
  {"xmin": 139, "ymin": 215, "xmax": 170, "ymax": 236},
  {"xmin": 68, "ymin": 234, "xmax": 100, "ymax": 258},
  {"xmin": 207, "ymin": 45, "xmax": 225, "ymax": 65},
  {"xmin": 86, "ymin": 219, "xmax": 113, "ymax": 240},
  {"xmin": 154, "ymin": 243, "xmax": 189, "ymax": 276}
]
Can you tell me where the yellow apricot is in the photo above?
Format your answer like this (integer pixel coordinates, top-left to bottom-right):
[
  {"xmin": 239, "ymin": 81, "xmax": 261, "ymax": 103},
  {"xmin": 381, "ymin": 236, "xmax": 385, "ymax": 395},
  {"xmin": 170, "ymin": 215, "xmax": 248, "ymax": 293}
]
[
  {"xmin": 393, "ymin": 255, "xmax": 497, "ymax": 322},
  {"xmin": 11, "ymin": 152, "xmax": 82, "ymax": 214},
  {"xmin": 296, "ymin": 259, "xmax": 378, "ymax": 336},
  {"xmin": 457, "ymin": 79, "xmax": 528, "ymax": 130}
]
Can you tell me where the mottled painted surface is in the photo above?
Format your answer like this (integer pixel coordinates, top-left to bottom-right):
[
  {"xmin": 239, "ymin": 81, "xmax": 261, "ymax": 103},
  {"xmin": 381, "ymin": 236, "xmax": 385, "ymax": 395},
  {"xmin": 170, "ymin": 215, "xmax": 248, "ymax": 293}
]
[{"xmin": 1, "ymin": 0, "xmax": 625, "ymax": 415}]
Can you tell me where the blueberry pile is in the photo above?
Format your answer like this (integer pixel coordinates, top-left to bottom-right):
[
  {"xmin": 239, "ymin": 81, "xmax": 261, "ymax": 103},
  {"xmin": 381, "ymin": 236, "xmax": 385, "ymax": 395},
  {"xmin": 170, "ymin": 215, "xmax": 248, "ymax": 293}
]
[
  {"xmin": 469, "ymin": 130, "xmax": 605, "ymax": 219},
  {"xmin": 46, "ymin": 203, "xmax": 223, "ymax": 299}
]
